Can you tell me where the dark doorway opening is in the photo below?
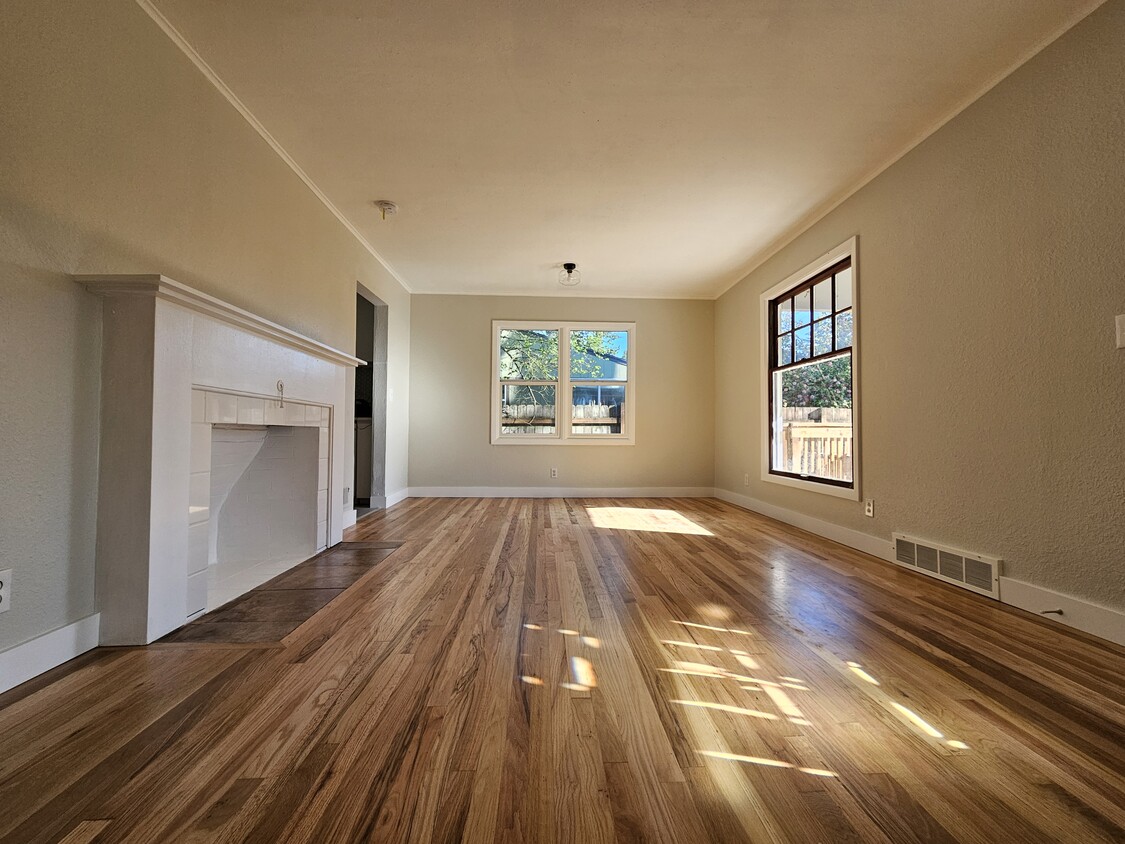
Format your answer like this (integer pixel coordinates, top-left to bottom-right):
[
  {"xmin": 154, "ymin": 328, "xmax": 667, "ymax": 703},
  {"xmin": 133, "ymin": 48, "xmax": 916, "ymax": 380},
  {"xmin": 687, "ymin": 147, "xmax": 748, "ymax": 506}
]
[{"xmin": 354, "ymin": 287, "xmax": 388, "ymax": 516}]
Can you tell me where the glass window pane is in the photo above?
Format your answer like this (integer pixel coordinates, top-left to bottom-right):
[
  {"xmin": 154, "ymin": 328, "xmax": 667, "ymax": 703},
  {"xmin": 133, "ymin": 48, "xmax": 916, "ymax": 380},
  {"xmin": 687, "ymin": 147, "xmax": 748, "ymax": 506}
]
[
  {"xmin": 793, "ymin": 289, "xmax": 812, "ymax": 327},
  {"xmin": 499, "ymin": 328, "xmax": 558, "ymax": 380},
  {"xmin": 778, "ymin": 334, "xmax": 792, "ymax": 366},
  {"xmin": 570, "ymin": 330, "xmax": 628, "ymax": 380},
  {"xmin": 793, "ymin": 325, "xmax": 812, "ymax": 362},
  {"xmin": 771, "ymin": 355, "xmax": 853, "ymax": 483},
  {"xmin": 813, "ymin": 318, "xmax": 833, "ymax": 356},
  {"xmin": 777, "ymin": 299, "xmax": 792, "ymax": 334},
  {"xmin": 835, "ymin": 311, "xmax": 853, "ymax": 350},
  {"xmin": 571, "ymin": 384, "xmax": 624, "ymax": 435},
  {"xmin": 834, "ymin": 267, "xmax": 852, "ymax": 311},
  {"xmin": 813, "ymin": 279, "xmax": 832, "ymax": 320},
  {"xmin": 500, "ymin": 385, "xmax": 556, "ymax": 435}
]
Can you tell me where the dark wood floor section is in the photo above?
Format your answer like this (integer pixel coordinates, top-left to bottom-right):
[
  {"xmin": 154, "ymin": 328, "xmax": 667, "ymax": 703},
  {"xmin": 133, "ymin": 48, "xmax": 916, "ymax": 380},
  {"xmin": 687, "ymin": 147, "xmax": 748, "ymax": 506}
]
[
  {"xmin": 161, "ymin": 543, "xmax": 403, "ymax": 644},
  {"xmin": 1, "ymin": 498, "xmax": 1123, "ymax": 843}
]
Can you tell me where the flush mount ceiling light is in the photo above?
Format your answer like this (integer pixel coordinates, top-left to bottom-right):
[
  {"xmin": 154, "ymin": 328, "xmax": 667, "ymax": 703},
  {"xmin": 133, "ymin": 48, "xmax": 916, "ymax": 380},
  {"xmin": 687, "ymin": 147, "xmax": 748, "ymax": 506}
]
[
  {"xmin": 372, "ymin": 199, "xmax": 398, "ymax": 220},
  {"xmin": 558, "ymin": 262, "xmax": 581, "ymax": 287}
]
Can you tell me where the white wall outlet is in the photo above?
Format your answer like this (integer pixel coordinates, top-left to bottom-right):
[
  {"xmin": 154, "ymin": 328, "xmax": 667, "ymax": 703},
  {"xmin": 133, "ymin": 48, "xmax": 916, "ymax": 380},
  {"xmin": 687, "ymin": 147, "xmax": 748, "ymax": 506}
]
[
  {"xmin": 744, "ymin": 472, "xmax": 750, "ymax": 487},
  {"xmin": 0, "ymin": 569, "xmax": 11, "ymax": 614},
  {"xmin": 344, "ymin": 486, "xmax": 351, "ymax": 505},
  {"xmin": 1116, "ymin": 314, "xmax": 1125, "ymax": 349},
  {"xmin": 864, "ymin": 499, "xmax": 875, "ymax": 518},
  {"xmin": 550, "ymin": 467, "xmax": 558, "ymax": 479}
]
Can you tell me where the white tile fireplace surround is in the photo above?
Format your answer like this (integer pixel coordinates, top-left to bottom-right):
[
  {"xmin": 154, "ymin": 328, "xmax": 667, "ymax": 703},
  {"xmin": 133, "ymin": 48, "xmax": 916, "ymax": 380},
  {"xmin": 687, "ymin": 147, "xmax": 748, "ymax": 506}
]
[
  {"xmin": 79, "ymin": 275, "xmax": 361, "ymax": 645},
  {"xmin": 190, "ymin": 399, "xmax": 329, "ymax": 615}
]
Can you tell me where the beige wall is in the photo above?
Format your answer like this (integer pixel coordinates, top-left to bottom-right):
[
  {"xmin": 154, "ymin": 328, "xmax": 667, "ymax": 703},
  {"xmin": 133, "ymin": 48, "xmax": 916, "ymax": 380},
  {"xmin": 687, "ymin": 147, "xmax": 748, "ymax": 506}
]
[
  {"xmin": 0, "ymin": 0, "xmax": 410, "ymax": 652},
  {"xmin": 409, "ymin": 296, "xmax": 714, "ymax": 491},
  {"xmin": 715, "ymin": 0, "xmax": 1125, "ymax": 611}
]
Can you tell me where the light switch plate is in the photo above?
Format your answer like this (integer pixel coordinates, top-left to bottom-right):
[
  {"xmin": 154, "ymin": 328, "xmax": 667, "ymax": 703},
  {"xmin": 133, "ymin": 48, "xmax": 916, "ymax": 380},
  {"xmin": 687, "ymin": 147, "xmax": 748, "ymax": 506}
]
[
  {"xmin": 0, "ymin": 569, "xmax": 11, "ymax": 614},
  {"xmin": 1116, "ymin": 314, "xmax": 1125, "ymax": 349}
]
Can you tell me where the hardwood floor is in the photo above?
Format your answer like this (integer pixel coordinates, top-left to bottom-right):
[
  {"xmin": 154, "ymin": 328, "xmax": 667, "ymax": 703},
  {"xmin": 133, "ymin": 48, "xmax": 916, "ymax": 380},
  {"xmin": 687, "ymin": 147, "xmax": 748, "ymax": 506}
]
[
  {"xmin": 160, "ymin": 542, "xmax": 403, "ymax": 644},
  {"xmin": 1, "ymin": 497, "xmax": 1122, "ymax": 843}
]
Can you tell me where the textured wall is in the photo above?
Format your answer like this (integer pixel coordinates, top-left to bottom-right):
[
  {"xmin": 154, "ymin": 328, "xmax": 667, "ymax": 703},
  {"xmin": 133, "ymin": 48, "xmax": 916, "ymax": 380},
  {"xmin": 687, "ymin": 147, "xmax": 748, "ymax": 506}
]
[
  {"xmin": 0, "ymin": 0, "xmax": 410, "ymax": 652},
  {"xmin": 715, "ymin": 0, "xmax": 1125, "ymax": 610},
  {"xmin": 409, "ymin": 295, "xmax": 715, "ymax": 490}
]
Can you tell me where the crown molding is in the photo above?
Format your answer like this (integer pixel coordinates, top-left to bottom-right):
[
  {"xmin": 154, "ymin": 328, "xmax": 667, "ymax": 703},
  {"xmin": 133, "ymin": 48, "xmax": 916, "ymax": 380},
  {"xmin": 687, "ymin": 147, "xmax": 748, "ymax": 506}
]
[
  {"xmin": 75, "ymin": 274, "xmax": 363, "ymax": 367},
  {"xmin": 135, "ymin": 0, "xmax": 414, "ymax": 295}
]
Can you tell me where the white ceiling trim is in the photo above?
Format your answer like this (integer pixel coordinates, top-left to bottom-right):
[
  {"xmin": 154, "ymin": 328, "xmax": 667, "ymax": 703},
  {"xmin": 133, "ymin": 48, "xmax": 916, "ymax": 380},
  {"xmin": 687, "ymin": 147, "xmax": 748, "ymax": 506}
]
[
  {"xmin": 135, "ymin": 0, "xmax": 415, "ymax": 294},
  {"xmin": 712, "ymin": 0, "xmax": 1108, "ymax": 299}
]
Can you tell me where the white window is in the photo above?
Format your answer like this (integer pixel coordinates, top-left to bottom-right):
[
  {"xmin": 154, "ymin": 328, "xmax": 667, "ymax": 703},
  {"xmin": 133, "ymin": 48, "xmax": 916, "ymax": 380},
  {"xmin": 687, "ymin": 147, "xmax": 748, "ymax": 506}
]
[
  {"xmin": 491, "ymin": 321, "xmax": 635, "ymax": 445},
  {"xmin": 760, "ymin": 238, "xmax": 860, "ymax": 499}
]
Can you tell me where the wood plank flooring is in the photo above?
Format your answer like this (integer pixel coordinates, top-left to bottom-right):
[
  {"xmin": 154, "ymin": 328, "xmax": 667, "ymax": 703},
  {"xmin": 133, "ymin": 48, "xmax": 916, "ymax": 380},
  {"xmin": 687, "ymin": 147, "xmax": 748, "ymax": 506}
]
[
  {"xmin": 161, "ymin": 542, "xmax": 402, "ymax": 644},
  {"xmin": 1, "ymin": 497, "xmax": 1123, "ymax": 843}
]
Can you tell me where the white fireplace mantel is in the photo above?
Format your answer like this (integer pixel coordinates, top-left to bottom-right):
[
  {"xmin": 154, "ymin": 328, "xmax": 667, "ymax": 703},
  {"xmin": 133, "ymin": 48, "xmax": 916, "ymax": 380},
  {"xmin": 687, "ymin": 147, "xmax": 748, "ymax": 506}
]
[
  {"xmin": 76, "ymin": 274, "xmax": 363, "ymax": 368},
  {"xmin": 79, "ymin": 274, "xmax": 360, "ymax": 645}
]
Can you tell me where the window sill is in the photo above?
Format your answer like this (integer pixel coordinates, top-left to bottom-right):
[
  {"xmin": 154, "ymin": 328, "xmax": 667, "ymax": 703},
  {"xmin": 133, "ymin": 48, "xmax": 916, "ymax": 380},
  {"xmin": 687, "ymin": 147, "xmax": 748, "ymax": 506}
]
[
  {"xmin": 761, "ymin": 470, "xmax": 859, "ymax": 500},
  {"xmin": 491, "ymin": 436, "xmax": 635, "ymax": 446}
]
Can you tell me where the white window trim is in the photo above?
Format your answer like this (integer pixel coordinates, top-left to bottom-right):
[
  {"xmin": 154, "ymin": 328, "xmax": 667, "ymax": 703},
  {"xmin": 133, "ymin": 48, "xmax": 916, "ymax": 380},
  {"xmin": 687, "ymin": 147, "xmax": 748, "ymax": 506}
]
[
  {"xmin": 491, "ymin": 320, "xmax": 636, "ymax": 446},
  {"xmin": 759, "ymin": 236, "xmax": 860, "ymax": 500}
]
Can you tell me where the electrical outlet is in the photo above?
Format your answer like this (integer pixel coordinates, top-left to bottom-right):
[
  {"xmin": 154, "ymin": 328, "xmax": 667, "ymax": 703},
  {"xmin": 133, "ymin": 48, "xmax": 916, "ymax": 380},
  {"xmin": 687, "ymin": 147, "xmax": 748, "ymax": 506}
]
[
  {"xmin": 1117, "ymin": 314, "xmax": 1125, "ymax": 349},
  {"xmin": 550, "ymin": 467, "xmax": 558, "ymax": 479},
  {"xmin": 344, "ymin": 486, "xmax": 351, "ymax": 505},
  {"xmin": 0, "ymin": 569, "xmax": 11, "ymax": 614},
  {"xmin": 864, "ymin": 499, "xmax": 875, "ymax": 518}
]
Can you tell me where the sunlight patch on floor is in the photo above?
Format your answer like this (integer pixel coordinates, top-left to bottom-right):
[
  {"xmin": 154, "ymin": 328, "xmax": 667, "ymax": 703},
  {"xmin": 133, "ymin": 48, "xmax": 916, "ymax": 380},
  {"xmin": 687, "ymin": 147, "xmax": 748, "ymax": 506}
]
[
  {"xmin": 587, "ymin": 507, "xmax": 714, "ymax": 535},
  {"xmin": 672, "ymin": 700, "xmax": 780, "ymax": 721},
  {"xmin": 699, "ymin": 751, "xmax": 837, "ymax": 777}
]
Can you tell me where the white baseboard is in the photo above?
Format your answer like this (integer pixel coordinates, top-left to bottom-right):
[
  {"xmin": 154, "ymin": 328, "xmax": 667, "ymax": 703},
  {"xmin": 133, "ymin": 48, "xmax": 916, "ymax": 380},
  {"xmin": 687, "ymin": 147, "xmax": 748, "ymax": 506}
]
[
  {"xmin": 999, "ymin": 578, "xmax": 1125, "ymax": 647},
  {"xmin": 0, "ymin": 614, "xmax": 101, "ymax": 695},
  {"xmin": 713, "ymin": 488, "xmax": 892, "ymax": 561},
  {"xmin": 716, "ymin": 488, "xmax": 1123, "ymax": 649},
  {"xmin": 386, "ymin": 488, "xmax": 410, "ymax": 507},
  {"xmin": 343, "ymin": 508, "xmax": 357, "ymax": 529},
  {"xmin": 406, "ymin": 486, "xmax": 715, "ymax": 499}
]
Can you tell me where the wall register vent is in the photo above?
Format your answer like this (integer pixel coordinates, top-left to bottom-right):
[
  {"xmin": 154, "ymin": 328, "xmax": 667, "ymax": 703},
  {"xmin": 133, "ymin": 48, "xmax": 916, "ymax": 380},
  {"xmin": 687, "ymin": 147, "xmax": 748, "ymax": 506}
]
[{"xmin": 892, "ymin": 533, "xmax": 1001, "ymax": 599}]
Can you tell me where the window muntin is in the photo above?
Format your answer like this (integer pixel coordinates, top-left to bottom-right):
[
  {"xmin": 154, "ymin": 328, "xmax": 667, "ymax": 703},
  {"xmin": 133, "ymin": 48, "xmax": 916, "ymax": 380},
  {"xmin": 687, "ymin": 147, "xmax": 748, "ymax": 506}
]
[
  {"xmin": 492, "ymin": 322, "xmax": 634, "ymax": 444},
  {"xmin": 768, "ymin": 256, "xmax": 854, "ymax": 489}
]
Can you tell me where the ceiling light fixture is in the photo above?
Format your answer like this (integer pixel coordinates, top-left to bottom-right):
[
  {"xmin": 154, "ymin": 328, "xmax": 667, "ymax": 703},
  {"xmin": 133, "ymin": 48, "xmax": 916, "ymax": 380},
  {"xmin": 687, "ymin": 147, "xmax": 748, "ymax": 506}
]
[
  {"xmin": 558, "ymin": 262, "xmax": 581, "ymax": 287},
  {"xmin": 372, "ymin": 200, "xmax": 398, "ymax": 220}
]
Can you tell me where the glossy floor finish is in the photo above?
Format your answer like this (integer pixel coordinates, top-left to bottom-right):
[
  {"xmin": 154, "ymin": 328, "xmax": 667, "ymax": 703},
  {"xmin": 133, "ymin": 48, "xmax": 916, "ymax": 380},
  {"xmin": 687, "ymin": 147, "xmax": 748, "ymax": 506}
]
[
  {"xmin": 162, "ymin": 541, "xmax": 403, "ymax": 644},
  {"xmin": 1, "ymin": 498, "xmax": 1123, "ymax": 843}
]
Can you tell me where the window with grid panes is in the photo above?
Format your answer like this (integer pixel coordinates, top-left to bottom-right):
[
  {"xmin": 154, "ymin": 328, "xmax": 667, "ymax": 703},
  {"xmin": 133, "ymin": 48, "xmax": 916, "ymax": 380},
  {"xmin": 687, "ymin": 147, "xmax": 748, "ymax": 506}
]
[{"xmin": 768, "ymin": 257, "xmax": 855, "ymax": 488}]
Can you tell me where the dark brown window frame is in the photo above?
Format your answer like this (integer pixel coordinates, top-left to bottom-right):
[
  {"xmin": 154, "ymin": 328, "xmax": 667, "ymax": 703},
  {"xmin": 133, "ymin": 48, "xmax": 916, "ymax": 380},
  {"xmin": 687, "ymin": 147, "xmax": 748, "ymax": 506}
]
[{"xmin": 767, "ymin": 257, "xmax": 855, "ymax": 490}]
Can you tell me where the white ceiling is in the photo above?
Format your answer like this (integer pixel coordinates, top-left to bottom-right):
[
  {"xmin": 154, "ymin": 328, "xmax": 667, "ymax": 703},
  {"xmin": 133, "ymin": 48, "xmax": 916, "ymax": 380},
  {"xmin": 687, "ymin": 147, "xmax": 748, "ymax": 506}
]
[{"xmin": 148, "ymin": 0, "xmax": 1102, "ymax": 298}]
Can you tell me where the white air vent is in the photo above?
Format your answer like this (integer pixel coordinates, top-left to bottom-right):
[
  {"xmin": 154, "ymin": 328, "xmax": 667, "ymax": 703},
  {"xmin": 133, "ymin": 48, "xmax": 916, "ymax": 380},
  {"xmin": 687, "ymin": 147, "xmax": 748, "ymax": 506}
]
[{"xmin": 891, "ymin": 532, "xmax": 1001, "ymax": 599}]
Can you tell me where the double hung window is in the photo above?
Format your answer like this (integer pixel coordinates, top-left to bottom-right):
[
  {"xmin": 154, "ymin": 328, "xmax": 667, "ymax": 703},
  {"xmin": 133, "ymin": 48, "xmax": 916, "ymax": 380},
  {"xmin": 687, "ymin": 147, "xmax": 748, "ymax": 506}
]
[
  {"xmin": 762, "ymin": 239, "xmax": 859, "ymax": 498},
  {"xmin": 491, "ymin": 321, "xmax": 634, "ymax": 444}
]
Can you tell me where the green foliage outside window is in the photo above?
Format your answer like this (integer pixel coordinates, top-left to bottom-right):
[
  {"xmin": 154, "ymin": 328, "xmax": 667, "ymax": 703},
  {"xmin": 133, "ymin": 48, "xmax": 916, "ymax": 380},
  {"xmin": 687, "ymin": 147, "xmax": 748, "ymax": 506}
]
[{"xmin": 782, "ymin": 321, "xmax": 852, "ymax": 408}]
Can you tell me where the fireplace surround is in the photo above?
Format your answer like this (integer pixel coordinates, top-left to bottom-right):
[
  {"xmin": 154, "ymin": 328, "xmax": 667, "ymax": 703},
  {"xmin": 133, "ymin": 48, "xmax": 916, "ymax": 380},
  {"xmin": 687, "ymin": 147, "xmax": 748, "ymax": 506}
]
[{"xmin": 79, "ymin": 275, "xmax": 360, "ymax": 645}]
